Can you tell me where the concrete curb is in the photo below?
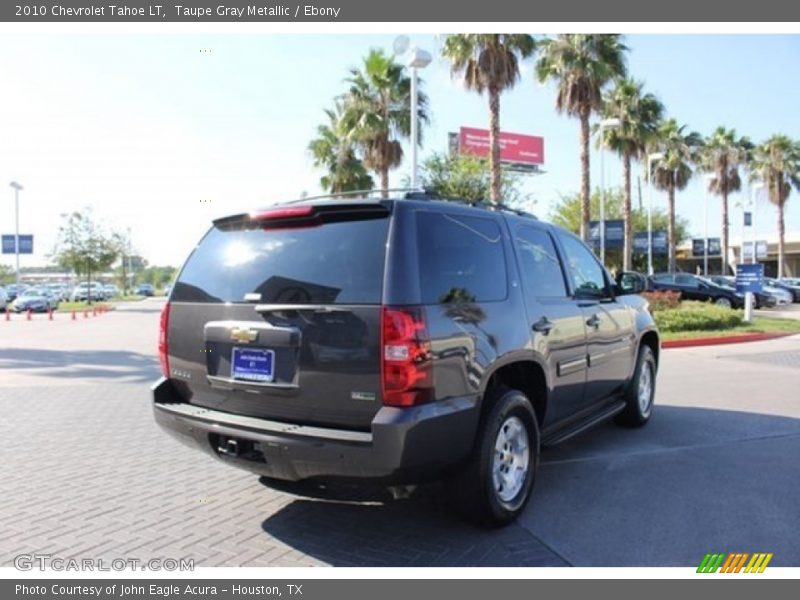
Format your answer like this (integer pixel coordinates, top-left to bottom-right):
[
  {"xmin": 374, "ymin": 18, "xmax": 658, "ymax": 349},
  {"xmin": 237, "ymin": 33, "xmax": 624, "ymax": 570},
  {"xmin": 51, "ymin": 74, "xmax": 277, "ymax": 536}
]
[{"xmin": 662, "ymin": 332, "xmax": 796, "ymax": 349}]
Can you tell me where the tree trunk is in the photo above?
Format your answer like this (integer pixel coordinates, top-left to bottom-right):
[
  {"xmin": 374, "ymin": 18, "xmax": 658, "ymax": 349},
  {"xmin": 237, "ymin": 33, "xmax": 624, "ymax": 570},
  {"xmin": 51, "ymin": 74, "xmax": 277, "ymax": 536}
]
[
  {"xmin": 778, "ymin": 201, "xmax": 786, "ymax": 279},
  {"xmin": 579, "ymin": 109, "xmax": 591, "ymax": 243},
  {"xmin": 488, "ymin": 85, "xmax": 501, "ymax": 204},
  {"xmin": 721, "ymin": 188, "xmax": 729, "ymax": 276},
  {"xmin": 667, "ymin": 184, "xmax": 676, "ymax": 274},
  {"xmin": 380, "ymin": 167, "xmax": 389, "ymax": 199},
  {"xmin": 622, "ymin": 152, "xmax": 633, "ymax": 271}
]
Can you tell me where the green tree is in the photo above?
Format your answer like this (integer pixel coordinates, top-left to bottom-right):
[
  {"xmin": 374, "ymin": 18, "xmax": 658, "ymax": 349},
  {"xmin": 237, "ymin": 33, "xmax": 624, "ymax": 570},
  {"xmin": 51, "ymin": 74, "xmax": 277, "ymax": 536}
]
[
  {"xmin": 550, "ymin": 188, "xmax": 688, "ymax": 273},
  {"xmin": 598, "ymin": 78, "xmax": 663, "ymax": 271},
  {"xmin": 697, "ymin": 127, "xmax": 752, "ymax": 275},
  {"xmin": 536, "ymin": 34, "xmax": 628, "ymax": 243},
  {"xmin": 749, "ymin": 134, "xmax": 800, "ymax": 278},
  {"xmin": 52, "ymin": 210, "xmax": 119, "ymax": 302},
  {"xmin": 0, "ymin": 264, "xmax": 14, "ymax": 285},
  {"xmin": 342, "ymin": 48, "xmax": 429, "ymax": 197},
  {"xmin": 308, "ymin": 101, "xmax": 374, "ymax": 195},
  {"xmin": 441, "ymin": 34, "xmax": 536, "ymax": 203},
  {"xmin": 650, "ymin": 119, "xmax": 702, "ymax": 274},
  {"xmin": 418, "ymin": 152, "xmax": 523, "ymax": 204}
]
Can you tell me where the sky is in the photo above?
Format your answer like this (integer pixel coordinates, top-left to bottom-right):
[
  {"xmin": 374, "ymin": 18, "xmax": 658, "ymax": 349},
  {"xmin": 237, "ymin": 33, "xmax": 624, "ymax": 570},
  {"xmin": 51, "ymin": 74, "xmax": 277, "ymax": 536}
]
[{"xmin": 0, "ymin": 33, "xmax": 799, "ymax": 269}]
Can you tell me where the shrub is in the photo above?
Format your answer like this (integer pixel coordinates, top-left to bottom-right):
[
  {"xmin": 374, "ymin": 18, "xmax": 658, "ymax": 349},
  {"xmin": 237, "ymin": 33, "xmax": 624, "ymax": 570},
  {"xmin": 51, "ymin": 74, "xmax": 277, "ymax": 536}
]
[
  {"xmin": 653, "ymin": 302, "xmax": 743, "ymax": 332},
  {"xmin": 642, "ymin": 290, "xmax": 682, "ymax": 312}
]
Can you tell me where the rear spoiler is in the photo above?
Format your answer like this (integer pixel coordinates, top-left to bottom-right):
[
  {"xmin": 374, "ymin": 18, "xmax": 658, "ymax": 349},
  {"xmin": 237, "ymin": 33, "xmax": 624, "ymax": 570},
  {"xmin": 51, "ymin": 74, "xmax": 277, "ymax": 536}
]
[{"xmin": 213, "ymin": 202, "xmax": 391, "ymax": 230}]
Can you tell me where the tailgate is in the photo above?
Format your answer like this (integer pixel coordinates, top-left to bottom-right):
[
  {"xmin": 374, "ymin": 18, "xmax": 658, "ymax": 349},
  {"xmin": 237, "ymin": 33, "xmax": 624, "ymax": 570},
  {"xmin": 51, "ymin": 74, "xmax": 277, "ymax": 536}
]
[{"xmin": 166, "ymin": 203, "xmax": 390, "ymax": 431}]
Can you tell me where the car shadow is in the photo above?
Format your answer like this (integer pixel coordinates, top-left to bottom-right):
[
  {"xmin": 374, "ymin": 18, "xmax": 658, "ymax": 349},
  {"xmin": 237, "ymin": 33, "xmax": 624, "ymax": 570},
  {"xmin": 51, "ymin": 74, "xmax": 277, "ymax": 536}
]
[
  {"xmin": 260, "ymin": 483, "xmax": 568, "ymax": 567},
  {"xmin": 259, "ymin": 406, "xmax": 800, "ymax": 567},
  {"xmin": 0, "ymin": 348, "xmax": 159, "ymax": 383}
]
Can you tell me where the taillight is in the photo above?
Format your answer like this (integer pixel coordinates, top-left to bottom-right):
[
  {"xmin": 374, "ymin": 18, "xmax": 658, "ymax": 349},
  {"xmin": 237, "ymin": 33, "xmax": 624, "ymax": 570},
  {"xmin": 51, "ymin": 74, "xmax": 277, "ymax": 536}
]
[
  {"xmin": 381, "ymin": 306, "xmax": 433, "ymax": 407},
  {"xmin": 158, "ymin": 302, "xmax": 170, "ymax": 378}
]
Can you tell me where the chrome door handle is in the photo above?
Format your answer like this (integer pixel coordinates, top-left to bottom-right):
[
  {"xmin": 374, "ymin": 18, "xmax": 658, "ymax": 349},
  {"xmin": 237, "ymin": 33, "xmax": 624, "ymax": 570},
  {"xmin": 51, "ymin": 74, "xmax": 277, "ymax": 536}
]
[
  {"xmin": 586, "ymin": 314, "xmax": 601, "ymax": 329},
  {"xmin": 532, "ymin": 317, "xmax": 554, "ymax": 335}
]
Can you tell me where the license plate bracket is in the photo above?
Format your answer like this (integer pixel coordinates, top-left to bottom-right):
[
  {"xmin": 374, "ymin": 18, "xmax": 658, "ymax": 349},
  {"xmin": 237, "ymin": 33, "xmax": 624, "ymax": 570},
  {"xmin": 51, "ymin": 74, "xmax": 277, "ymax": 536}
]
[{"xmin": 231, "ymin": 347, "xmax": 275, "ymax": 382}]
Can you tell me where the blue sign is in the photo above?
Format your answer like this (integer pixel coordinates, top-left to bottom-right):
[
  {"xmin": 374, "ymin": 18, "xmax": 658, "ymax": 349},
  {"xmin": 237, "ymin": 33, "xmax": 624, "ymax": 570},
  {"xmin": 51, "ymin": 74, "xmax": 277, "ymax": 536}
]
[
  {"xmin": 735, "ymin": 263, "xmax": 764, "ymax": 293},
  {"xmin": 692, "ymin": 237, "xmax": 722, "ymax": 257},
  {"xmin": 589, "ymin": 219, "xmax": 625, "ymax": 249},
  {"xmin": 633, "ymin": 231, "xmax": 667, "ymax": 255},
  {"xmin": 1, "ymin": 234, "xmax": 33, "ymax": 254}
]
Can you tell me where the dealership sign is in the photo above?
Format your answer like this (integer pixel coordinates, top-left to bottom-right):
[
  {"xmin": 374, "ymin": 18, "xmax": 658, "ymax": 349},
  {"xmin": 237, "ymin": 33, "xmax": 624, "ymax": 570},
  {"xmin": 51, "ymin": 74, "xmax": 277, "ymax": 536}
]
[
  {"xmin": 1, "ymin": 234, "xmax": 33, "ymax": 254},
  {"xmin": 458, "ymin": 127, "xmax": 544, "ymax": 171}
]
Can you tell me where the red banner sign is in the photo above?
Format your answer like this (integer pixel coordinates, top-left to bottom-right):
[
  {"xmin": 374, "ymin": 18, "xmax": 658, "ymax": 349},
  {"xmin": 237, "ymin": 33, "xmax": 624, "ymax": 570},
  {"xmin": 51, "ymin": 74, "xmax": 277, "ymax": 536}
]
[{"xmin": 459, "ymin": 127, "xmax": 545, "ymax": 165}]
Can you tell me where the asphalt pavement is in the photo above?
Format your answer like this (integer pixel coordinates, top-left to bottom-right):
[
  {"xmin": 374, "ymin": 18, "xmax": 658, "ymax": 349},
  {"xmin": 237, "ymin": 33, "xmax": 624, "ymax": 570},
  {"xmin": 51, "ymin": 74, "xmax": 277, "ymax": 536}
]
[{"xmin": 0, "ymin": 298, "xmax": 798, "ymax": 567}]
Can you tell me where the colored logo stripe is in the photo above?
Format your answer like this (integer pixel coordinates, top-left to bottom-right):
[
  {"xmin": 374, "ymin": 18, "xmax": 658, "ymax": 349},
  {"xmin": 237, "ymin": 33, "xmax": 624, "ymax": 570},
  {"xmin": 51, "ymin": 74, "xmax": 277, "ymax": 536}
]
[{"xmin": 697, "ymin": 552, "xmax": 772, "ymax": 573}]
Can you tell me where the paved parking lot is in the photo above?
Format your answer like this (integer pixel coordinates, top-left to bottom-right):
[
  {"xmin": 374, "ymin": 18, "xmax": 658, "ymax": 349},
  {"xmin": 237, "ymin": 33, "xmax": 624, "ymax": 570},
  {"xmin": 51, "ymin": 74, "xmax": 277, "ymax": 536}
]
[{"xmin": 1, "ymin": 299, "xmax": 798, "ymax": 567}]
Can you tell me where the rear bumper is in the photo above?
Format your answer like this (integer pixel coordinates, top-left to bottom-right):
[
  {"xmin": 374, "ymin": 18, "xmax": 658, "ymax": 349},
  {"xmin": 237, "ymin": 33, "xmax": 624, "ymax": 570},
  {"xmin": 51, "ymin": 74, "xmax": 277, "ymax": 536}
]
[{"xmin": 151, "ymin": 378, "xmax": 480, "ymax": 484}]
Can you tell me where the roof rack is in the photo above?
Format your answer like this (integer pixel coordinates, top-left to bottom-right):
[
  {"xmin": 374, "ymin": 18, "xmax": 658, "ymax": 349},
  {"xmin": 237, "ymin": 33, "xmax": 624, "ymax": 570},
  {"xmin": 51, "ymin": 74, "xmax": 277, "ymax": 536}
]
[
  {"xmin": 402, "ymin": 190, "xmax": 538, "ymax": 220},
  {"xmin": 280, "ymin": 187, "xmax": 424, "ymax": 205}
]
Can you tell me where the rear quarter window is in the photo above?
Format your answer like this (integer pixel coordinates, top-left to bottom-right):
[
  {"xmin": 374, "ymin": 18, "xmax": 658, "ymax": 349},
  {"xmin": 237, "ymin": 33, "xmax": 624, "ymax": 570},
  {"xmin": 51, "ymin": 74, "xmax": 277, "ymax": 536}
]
[{"xmin": 416, "ymin": 211, "xmax": 507, "ymax": 304}]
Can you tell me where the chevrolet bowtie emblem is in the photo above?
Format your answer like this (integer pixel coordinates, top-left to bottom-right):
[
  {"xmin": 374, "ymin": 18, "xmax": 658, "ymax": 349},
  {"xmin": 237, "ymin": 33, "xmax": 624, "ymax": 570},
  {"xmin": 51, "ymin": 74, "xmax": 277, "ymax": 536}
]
[{"xmin": 230, "ymin": 327, "xmax": 258, "ymax": 343}]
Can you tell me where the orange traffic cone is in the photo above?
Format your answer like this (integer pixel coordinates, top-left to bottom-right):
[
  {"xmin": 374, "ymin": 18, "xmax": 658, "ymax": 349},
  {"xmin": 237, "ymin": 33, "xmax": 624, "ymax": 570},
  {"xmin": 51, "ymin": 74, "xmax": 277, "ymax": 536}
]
[
  {"xmin": 26, "ymin": 309, "xmax": 32, "ymax": 321},
  {"xmin": 4, "ymin": 309, "xmax": 9, "ymax": 321},
  {"xmin": 92, "ymin": 307, "xmax": 97, "ymax": 317},
  {"xmin": 48, "ymin": 308, "xmax": 53, "ymax": 321},
  {"xmin": 71, "ymin": 310, "xmax": 77, "ymax": 321},
  {"xmin": 84, "ymin": 310, "xmax": 89, "ymax": 319}
]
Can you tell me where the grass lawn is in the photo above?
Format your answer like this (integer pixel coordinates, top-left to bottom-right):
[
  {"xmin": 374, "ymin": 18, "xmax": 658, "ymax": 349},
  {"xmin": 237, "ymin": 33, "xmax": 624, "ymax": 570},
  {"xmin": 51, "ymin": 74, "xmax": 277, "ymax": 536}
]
[
  {"xmin": 56, "ymin": 301, "xmax": 113, "ymax": 312},
  {"xmin": 660, "ymin": 316, "xmax": 800, "ymax": 341}
]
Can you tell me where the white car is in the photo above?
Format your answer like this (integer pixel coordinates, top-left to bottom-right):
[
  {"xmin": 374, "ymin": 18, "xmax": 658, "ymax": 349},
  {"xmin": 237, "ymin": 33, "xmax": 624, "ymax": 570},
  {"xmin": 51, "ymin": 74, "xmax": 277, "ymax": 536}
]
[
  {"xmin": 763, "ymin": 283, "xmax": 793, "ymax": 305},
  {"xmin": 103, "ymin": 284, "xmax": 120, "ymax": 298},
  {"xmin": 71, "ymin": 283, "xmax": 107, "ymax": 302},
  {"xmin": 0, "ymin": 287, "xmax": 8, "ymax": 310}
]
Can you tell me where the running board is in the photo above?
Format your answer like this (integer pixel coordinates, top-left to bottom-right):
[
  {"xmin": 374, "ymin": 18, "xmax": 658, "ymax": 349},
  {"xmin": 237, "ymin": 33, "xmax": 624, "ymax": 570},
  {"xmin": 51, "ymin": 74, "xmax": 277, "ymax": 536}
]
[{"xmin": 542, "ymin": 401, "xmax": 626, "ymax": 447}]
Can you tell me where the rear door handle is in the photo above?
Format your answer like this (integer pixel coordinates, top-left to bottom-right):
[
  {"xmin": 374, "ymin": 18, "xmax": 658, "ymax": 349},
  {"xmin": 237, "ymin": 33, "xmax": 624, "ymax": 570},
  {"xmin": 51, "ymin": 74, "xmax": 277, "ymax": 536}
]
[
  {"xmin": 532, "ymin": 317, "xmax": 554, "ymax": 335},
  {"xmin": 586, "ymin": 314, "xmax": 601, "ymax": 329}
]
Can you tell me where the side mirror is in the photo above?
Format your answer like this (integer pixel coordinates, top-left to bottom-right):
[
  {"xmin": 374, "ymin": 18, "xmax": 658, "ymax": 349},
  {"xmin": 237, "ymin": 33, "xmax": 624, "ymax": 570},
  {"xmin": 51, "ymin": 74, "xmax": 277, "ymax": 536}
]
[{"xmin": 616, "ymin": 272, "xmax": 646, "ymax": 295}]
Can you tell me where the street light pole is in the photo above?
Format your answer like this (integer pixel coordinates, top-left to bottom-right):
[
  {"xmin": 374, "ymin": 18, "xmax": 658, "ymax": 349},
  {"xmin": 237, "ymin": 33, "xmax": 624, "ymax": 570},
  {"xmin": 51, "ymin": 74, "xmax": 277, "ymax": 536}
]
[
  {"xmin": 646, "ymin": 152, "xmax": 664, "ymax": 276},
  {"xmin": 406, "ymin": 46, "xmax": 432, "ymax": 190},
  {"xmin": 9, "ymin": 181, "xmax": 23, "ymax": 286},
  {"xmin": 596, "ymin": 118, "xmax": 620, "ymax": 266},
  {"xmin": 751, "ymin": 182, "xmax": 763, "ymax": 267}
]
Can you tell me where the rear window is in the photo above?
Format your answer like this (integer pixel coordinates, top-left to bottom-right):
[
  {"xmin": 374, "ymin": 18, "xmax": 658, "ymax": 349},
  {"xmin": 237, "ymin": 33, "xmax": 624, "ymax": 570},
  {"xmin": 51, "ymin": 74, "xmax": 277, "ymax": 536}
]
[
  {"xmin": 416, "ymin": 211, "xmax": 507, "ymax": 304},
  {"xmin": 172, "ymin": 216, "xmax": 389, "ymax": 304}
]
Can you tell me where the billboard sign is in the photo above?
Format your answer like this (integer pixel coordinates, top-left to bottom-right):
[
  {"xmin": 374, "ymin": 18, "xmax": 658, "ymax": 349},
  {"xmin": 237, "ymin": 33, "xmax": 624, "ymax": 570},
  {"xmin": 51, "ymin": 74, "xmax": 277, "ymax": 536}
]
[
  {"xmin": 1, "ymin": 234, "xmax": 33, "ymax": 254},
  {"xmin": 633, "ymin": 231, "xmax": 667, "ymax": 255},
  {"xmin": 589, "ymin": 220, "xmax": 624, "ymax": 249},
  {"xmin": 458, "ymin": 127, "xmax": 545, "ymax": 168}
]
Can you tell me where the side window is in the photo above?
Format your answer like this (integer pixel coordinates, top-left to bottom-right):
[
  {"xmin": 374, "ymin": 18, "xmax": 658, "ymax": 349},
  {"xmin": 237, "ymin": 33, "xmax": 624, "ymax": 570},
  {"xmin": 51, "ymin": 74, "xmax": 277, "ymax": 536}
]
[
  {"xmin": 557, "ymin": 232, "xmax": 609, "ymax": 299},
  {"xmin": 514, "ymin": 225, "xmax": 568, "ymax": 298},
  {"xmin": 653, "ymin": 274, "xmax": 674, "ymax": 284},
  {"xmin": 416, "ymin": 211, "xmax": 507, "ymax": 304},
  {"xmin": 675, "ymin": 274, "xmax": 698, "ymax": 288}
]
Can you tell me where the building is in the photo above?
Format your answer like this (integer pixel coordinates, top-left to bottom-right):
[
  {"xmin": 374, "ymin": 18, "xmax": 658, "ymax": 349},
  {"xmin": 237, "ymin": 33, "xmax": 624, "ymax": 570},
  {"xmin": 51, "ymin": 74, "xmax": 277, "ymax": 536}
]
[{"xmin": 677, "ymin": 231, "xmax": 800, "ymax": 277}]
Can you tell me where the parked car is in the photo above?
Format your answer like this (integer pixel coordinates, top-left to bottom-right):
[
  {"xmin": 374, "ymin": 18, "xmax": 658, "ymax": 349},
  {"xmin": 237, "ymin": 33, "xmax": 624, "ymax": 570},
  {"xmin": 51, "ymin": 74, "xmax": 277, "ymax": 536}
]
[
  {"xmin": 706, "ymin": 275, "xmax": 779, "ymax": 308},
  {"xmin": 4, "ymin": 283, "xmax": 27, "ymax": 302},
  {"xmin": 162, "ymin": 283, "xmax": 172, "ymax": 297},
  {"xmin": 45, "ymin": 283, "xmax": 70, "ymax": 301},
  {"xmin": 103, "ymin": 284, "xmax": 120, "ymax": 298},
  {"xmin": 648, "ymin": 272, "xmax": 743, "ymax": 308},
  {"xmin": 768, "ymin": 278, "xmax": 800, "ymax": 302},
  {"xmin": 0, "ymin": 287, "xmax": 8, "ymax": 311},
  {"xmin": 12, "ymin": 287, "xmax": 56, "ymax": 312},
  {"xmin": 71, "ymin": 282, "xmax": 107, "ymax": 302},
  {"xmin": 153, "ymin": 194, "xmax": 661, "ymax": 526},
  {"xmin": 136, "ymin": 283, "xmax": 155, "ymax": 297}
]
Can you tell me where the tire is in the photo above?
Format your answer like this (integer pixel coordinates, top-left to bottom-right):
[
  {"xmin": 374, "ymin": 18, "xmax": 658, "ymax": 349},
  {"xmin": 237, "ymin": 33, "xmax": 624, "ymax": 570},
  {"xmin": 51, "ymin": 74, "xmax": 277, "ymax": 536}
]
[
  {"xmin": 714, "ymin": 297, "xmax": 733, "ymax": 309},
  {"xmin": 446, "ymin": 386, "xmax": 540, "ymax": 527},
  {"xmin": 616, "ymin": 345, "xmax": 656, "ymax": 427}
]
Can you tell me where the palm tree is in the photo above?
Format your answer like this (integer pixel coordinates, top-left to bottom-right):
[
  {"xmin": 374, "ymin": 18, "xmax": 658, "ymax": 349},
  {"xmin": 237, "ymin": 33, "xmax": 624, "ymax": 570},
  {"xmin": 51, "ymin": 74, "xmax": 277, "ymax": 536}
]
[
  {"xmin": 442, "ymin": 34, "xmax": 536, "ymax": 204},
  {"xmin": 536, "ymin": 34, "xmax": 627, "ymax": 242},
  {"xmin": 749, "ymin": 134, "xmax": 800, "ymax": 279},
  {"xmin": 308, "ymin": 102, "xmax": 374, "ymax": 195},
  {"xmin": 598, "ymin": 78, "xmax": 663, "ymax": 270},
  {"xmin": 650, "ymin": 119, "xmax": 702, "ymax": 273},
  {"xmin": 697, "ymin": 127, "xmax": 752, "ymax": 275},
  {"xmin": 342, "ymin": 48, "xmax": 428, "ymax": 197}
]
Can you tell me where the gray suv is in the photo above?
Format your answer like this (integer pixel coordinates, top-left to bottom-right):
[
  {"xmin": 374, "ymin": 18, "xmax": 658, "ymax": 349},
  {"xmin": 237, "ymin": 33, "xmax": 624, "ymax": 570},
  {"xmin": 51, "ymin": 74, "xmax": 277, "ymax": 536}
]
[{"xmin": 152, "ymin": 194, "xmax": 659, "ymax": 525}]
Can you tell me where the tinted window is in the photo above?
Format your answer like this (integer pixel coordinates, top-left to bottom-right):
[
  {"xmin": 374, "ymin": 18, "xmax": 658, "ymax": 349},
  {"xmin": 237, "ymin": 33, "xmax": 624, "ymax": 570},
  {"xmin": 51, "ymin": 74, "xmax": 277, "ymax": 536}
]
[
  {"xmin": 514, "ymin": 225, "xmax": 567, "ymax": 297},
  {"xmin": 557, "ymin": 233, "xmax": 608, "ymax": 298},
  {"xmin": 675, "ymin": 274, "xmax": 698, "ymax": 287},
  {"xmin": 417, "ymin": 211, "xmax": 507, "ymax": 304},
  {"xmin": 172, "ymin": 217, "xmax": 389, "ymax": 304},
  {"xmin": 653, "ymin": 274, "xmax": 674, "ymax": 283}
]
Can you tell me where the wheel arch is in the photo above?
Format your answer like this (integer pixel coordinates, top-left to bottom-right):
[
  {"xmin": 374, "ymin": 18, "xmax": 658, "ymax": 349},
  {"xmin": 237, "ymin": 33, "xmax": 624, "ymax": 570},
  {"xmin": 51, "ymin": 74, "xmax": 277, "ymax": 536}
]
[{"xmin": 480, "ymin": 356, "xmax": 549, "ymax": 429}]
